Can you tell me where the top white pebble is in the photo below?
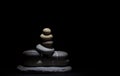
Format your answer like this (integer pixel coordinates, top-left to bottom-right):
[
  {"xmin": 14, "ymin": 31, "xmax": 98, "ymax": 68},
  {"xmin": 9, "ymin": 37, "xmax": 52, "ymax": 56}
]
[{"xmin": 43, "ymin": 28, "xmax": 51, "ymax": 34}]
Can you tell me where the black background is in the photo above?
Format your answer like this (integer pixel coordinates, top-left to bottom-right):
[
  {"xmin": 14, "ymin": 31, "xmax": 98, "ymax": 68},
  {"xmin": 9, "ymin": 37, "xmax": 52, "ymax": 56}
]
[
  {"xmin": 0, "ymin": 14, "xmax": 97, "ymax": 73},
  {"xmin": 0, "ymin": 7, "xmax": 119, "ymax": 75}
]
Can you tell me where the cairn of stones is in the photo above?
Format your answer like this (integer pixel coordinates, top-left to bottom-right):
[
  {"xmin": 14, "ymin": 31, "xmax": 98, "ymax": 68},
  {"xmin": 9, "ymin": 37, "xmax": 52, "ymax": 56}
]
[{"xmin": 17, "ymin": 28, "xmax": 72, "ymax": 72}]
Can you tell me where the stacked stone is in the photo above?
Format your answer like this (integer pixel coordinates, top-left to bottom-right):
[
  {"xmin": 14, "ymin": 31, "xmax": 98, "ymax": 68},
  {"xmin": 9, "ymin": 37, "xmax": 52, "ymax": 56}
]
[
  {"xmin": 17, "ymin": 28, "xmax": 72, "ymax": 72},
  {"xmin": 41, "ymin": 28, "xmax": 53, "ymax": 48},
  {"xmin": 37, "ymin": 28, "xmax": 54, "ymax": 56}
]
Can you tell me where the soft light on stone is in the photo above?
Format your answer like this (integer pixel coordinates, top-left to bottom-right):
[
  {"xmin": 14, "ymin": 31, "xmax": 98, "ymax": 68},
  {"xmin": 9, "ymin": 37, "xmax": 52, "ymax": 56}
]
[{"xmin": 40, "ymin": 34, "xmax": 53, "ymax": 40}]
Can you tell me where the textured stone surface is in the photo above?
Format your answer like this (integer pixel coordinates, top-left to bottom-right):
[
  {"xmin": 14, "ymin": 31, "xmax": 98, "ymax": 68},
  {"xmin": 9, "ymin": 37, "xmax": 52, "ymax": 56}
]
[
  {"xmin": 22, "ymin": 50, "xmax": 69, "ymax": 67},
  {"xmin": 17, "ymin": 65, "xmax": 72, "ymax": 72},
  {"xmin": 22, "ymin": 59, "xmax": 69, "ymax": 67}
]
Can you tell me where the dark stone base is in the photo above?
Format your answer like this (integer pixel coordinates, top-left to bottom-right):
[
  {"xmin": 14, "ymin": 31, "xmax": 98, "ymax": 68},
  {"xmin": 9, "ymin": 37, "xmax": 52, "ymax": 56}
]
[{"xmin": 17, "ymin": 65, "xmax": 72, "ymax": 72}]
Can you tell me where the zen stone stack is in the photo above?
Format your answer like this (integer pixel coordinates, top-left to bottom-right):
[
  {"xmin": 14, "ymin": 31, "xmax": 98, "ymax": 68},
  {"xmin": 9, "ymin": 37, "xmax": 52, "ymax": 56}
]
[
  {"xmin": 36, "ymin": 28, "xmax": 54, "ymax": 56},
  {"xmin": 17, "ymin": 28, "xmax": 72, "ymax": 72}
]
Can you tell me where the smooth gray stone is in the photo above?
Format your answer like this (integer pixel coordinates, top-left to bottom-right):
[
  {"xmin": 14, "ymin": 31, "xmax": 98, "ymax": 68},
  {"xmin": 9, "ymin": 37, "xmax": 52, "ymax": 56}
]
[
  {"xmin": 36, "ymin": 44, "xmax": 54, "ymax": 56},
  {"xmin": 23, "ymin": 50, "xmax": 40, "ymax": 56},
  {"xmin": 17, "ymin": 65, "xmax": 72, "ymax": 72},
  {"xmin": 22, "ymin": 50, "xmax": 69, "ymax": 67},
  {"xmin": 36, "ymin": 44, "xmax": 54, "ymax": 52}
]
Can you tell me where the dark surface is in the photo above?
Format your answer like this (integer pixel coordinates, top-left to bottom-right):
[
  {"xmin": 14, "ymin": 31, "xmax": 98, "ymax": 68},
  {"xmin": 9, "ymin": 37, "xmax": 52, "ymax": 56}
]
[
  {"xmin": 3, "ymin": 69, "xmax": 94, "ymax": 76},
  {"xmin": 3, "ymin": 71, "xmax": 120, "ymax": 76},
  {"xmin": 4, "ymin": 72, "xmax": 83, "ymax": 76}
]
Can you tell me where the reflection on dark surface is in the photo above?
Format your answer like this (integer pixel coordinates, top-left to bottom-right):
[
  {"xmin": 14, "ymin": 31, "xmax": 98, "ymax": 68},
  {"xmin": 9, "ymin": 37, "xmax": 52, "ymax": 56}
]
[
  {"xmin": 3, "ymin": 70, "xmax": 83, "ymax": 76},
  {"xmin": 2, "ymin": 68, "xmax": 96, "ymax": 76}
]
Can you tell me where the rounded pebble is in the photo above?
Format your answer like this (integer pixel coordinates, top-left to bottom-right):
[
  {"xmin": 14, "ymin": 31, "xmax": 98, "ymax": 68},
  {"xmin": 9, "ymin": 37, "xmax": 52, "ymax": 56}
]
[
  {"xmin": 40, "ymin": 34, "xmax": 53, "ymax": 40},
  {"xmin": 43, "ymin": 28, "xmax": 51, "ymax": 34}
]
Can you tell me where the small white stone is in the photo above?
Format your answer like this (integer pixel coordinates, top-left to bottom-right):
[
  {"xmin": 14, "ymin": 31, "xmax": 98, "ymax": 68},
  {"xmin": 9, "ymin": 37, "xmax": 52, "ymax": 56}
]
[{"xmin": 43, "ymin": 28, "xmax": 51, "ymax": 34}]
